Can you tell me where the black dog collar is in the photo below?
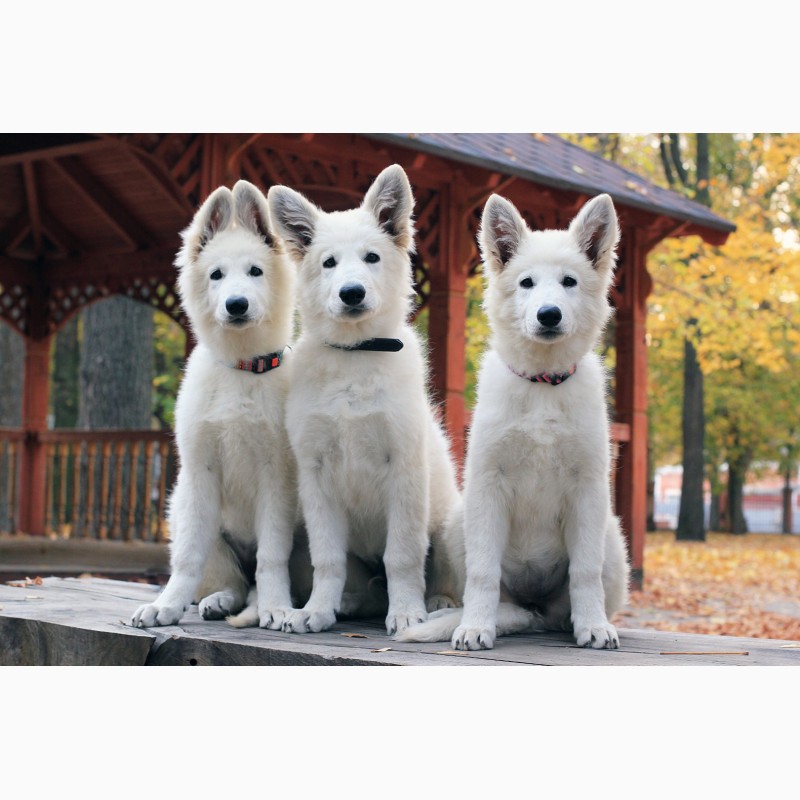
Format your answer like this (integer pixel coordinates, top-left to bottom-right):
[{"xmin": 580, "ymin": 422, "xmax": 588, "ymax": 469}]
[{"xmin": 327, "ymin": 338, "xmax": 404, "ymax": 352}]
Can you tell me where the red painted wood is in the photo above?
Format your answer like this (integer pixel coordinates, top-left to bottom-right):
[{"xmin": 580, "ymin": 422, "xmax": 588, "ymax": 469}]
[
  {"xmin": 18, "ymin": 335, "xmax": 51, "ymax": 535},
  {"xmin": 614, "ymin": 227, "xmax": 649, "ymax": 589},
  {"xmin": 427, "ymin": 182, "xmax": 472, "ymax": 477}
]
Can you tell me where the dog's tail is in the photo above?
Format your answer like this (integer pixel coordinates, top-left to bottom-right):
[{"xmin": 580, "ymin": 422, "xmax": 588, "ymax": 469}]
[
  {"xmin": 394, "ymin": 603, "xmax": 540, "ymax": 643},
  {"xmin": 226, "ymin": 587, "xmax": 258, "ymax": 628},
  {"xmin": 394, "ymin": 607, "xmax": 462, "ymax": 642}
]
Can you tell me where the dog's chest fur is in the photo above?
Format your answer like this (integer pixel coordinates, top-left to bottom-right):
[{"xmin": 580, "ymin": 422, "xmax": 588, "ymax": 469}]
[
  {"xmin": 176, "ymin": 350, "xmax": 291, "ymax": 536},
  {"xmin": 287, "ymin": 341, "xmax": 428, "ymax": 551},
  {"xmin": 467, "ymin": 350, "xmax": 610, "ymax": 580}
]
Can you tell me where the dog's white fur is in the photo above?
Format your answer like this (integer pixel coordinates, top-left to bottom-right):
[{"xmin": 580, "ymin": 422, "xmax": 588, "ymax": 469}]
[
  {"xmin": 131, "ymin": 180, "xmax": 299, "ymax": 630},
  {"xmin": 396, "ymin": 193, "xmax": 630, "ymax": 650},
  {"xmin": 267, "ymin": 164, "xmax": 460, "ymax": 636}
]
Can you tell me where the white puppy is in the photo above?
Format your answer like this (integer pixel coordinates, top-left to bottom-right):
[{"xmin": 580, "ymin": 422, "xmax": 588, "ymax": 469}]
[
  {"xmin": 396, "ymin": 193, "xmax": 630, "ymax": 650},
  {"xmin": 267, "ymin": 164, "xmax": 460, "ymax": 636},
  {"xmin": 131, "ymin": 180, "xmax": 298, "ymax": 630}
]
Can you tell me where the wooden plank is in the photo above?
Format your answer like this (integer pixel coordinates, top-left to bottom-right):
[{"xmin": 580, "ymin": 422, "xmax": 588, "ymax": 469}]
[{"xmin": 1, "ymin": 577, "xmax": 798, "ymax": 666}]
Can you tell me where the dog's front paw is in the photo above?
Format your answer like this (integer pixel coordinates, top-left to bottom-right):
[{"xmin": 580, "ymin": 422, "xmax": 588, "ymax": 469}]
[
  {"xmin": 573, "ymin": 620, "xmax": 620, "ymax": 649},
  {"xmin": 199, "ymin": 591, "xmax": 241, "ymax": 620},
  {"xmin": 426, "ymin": 594, "xmax": 458, "ymax": 612},
  {"xmin": 452, "ymin": 624, "xmax": 495, "ymax": 650},
  {"xmin": 281, "ymin": 607, "xmax": 336, "ymax": 633},
  {"xmin": 259, "ymin": 606, "xmax": 291, "ymax": 631},
  {"xmin": 386, "ymin": 607, "xmax": 427, "ymax": 636},
  {"xmin": 131, "ymin": 601, "xmax": 185, "ymax": 628}
]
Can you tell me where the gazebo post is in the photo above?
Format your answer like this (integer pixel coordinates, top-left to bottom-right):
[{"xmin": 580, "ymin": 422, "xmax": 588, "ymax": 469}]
[
  {"xmin": 614, "ymin": 227, "xmax": 651, "ymax": 590},
  {"xmin": 427, "ymin": 182, "xmax": 471, "ymax": 475},
  {"xmin": 18, "ymin": 334, "xmax": 51, "ymax": 535}
]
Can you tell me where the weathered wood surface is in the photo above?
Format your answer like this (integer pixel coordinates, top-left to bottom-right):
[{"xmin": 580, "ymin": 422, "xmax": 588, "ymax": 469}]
[
  {"xmin": 1, "ymin": 577, "xmax": 798, "ymax": 666},
  {"xmin": 0, "ymin": 535, "xmax": 169, "ymax": 582}
]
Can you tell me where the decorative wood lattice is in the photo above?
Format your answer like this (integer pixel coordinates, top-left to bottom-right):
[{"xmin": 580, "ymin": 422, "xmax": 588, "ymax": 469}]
[
  {"xmin": 45, "ymin": 278, "xmax": 186, "ymax": 336},
  {"xmin": 0, "ymin": 283, "xmax": 29, "ymax": 335}
]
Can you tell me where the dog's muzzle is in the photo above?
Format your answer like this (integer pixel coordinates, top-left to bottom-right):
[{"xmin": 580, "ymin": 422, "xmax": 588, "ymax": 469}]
[
  {"xmin": 536, "ymin": 304, "xmax": 563, "ymax": 339},
  {"xmin": 338, "ymin": 282, "xmax": 368, "ymax": 315},
  {"xmin": 225, "ymin": 295, "xmax": 250, "ymax": 325}
]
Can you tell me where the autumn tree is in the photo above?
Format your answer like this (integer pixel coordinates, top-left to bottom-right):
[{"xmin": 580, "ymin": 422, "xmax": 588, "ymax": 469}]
[
  {"xmin": 658, "ymin": 133, "xmax": 715, "ymax": 541},
  {"xmin": 649, "ymin": 133, "xmax": 800, "ymax": 533}
]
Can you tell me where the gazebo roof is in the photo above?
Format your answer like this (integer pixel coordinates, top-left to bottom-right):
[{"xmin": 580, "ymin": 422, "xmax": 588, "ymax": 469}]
[{"xmin": 369, "ymin": 133, "xmax": 735, "ymax": 238}]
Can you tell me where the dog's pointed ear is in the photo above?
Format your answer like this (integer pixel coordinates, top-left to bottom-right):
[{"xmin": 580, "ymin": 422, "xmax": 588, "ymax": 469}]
[
  {"xmin": 233, "ymin": 180, "xmax": 275, "ymax": 248},
  {"xmin": 267, "ymin": 185, "xmax": 320, "ymax": 262},
  {"xmin": 185, "ymin": 186, "xmax": 234, "ymax": 260},
  {"xmin": 362, "ymin": 164, "xmax": 415, "ymax": 251},
  {"xmin": 569, "ymin": 194, "xmax": 620, "ymax": 271},
  {"xmin": 479, "ymin": 194, "xmax": 527, "ymax": 272}
]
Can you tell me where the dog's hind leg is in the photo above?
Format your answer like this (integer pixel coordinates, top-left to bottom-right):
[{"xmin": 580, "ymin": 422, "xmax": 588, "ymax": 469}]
[
  {"xmin": 424, "ymin": 529, "xmax": 461, "ymax": 612},
  {"xmin": 602, "ymin": 515, "xmax": 631, "ymax": 619},
  {"xmin": 197, "ymin": 536, "xmax": 249, "ymax": 620}
]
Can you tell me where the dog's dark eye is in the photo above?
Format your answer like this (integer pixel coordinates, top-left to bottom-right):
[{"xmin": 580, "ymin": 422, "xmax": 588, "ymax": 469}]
[
  {"xmin": 519, "ymin": 277, "xmax": 534, "ymax": 288},
  {"xmin": 248, "ymin": 265, "xmax": 263, "ymax": 277},
  {"xmin": 562, "ymin": 276, "xmax": 577, "ymax": 288},
  {"xmin": 364, "ymin": 252, "xmax": 380, "ymax": 264},
  {"xmin": 323, "ymin": 256, "xmax": 337, "ymax": 269},
  {"xmin": 210, "ymin": 268, "xmax": 223, "ymax": 281}
]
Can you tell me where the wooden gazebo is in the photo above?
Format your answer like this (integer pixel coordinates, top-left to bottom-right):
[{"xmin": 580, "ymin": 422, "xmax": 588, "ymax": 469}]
[{"xmin": 0, "ymin": 133, "xmax": 735, "ymax": 588}]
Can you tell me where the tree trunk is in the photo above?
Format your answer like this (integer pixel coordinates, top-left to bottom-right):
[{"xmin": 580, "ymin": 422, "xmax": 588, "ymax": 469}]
[
  {"xmin": 709, "ymin": 491, "xmax": 721, "ymax": 531},
  {"xmin": 782, "ymin": 467, "xmax": 793, "ymax": 534},
  {"xmin": 676, "ymin": 336, "xmax": 706, "ymax": 540},
  {"xmin": 52, "ymin": 316, "xmax": 80, "ymax": 428},
  {"xmin": 727, "ymin": 460, "xmax": 749, "ymax": 534},
  {"xmin": 0, "ymin": 324, "xmax": 24, "ymax": 426},
  {"xmin": 78, "ymin": 297, "xmax": 154, "ymax": 429}
]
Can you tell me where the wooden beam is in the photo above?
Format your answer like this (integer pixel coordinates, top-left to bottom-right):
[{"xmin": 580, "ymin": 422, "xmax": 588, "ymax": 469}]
[
  {"xmin": 44, "ymin": 243, "xmax": 179, "ymax": 287},
  {"xmin": 49, "ymin": 156, "xmax": 158, "ymax": 249},
  {"xmin": 128, "ymin": 149, "xmax": 196, "ymax": 218},
  {"xmin": 0, "ymin": 210, "xmax": 31, "ymax": 253},
  {"xmin": 22, "ymin": 162, "xmax": 43, "ymax": 253},
  {"xmin": 427, "ymin": 180, "xmax": 472, "ymax": 473},
  {"xmin": 614, "ymin": 226, "xmax": 650, "ymax": 591},
  {"xmin": 0, "ymin": 137, "xmax": 115, "ymax": 169},
  {"xmin": 39, "ymin": 209, "xmax": 87, "ymax": 256},
  {"xmin": 18, "ymin": 335, "xmax": 51, "ymax": 535}
]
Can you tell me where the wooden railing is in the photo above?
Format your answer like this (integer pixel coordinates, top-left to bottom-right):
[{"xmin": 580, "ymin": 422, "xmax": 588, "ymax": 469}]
[
  {"xmin": 0, "ymin": 429, "xmax": 176, "ymax": 541},
  {"xmin": 0, "ymin": 427, "xmax": 24, "ymax": 535}
]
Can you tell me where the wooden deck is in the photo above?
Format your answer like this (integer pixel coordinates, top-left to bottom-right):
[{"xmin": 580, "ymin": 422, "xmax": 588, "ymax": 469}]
[{"xmin": 2, "ymin": 576, "xmax": 798, "ymax": 666}]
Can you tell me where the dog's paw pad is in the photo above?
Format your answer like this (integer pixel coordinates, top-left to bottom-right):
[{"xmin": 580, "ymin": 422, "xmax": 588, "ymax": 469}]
[
  {"xmin": 199, "ymin": 591, "xmax": 239, "ymax": 620},
  {"xmin": 282, "ymin": 608, "xmax": 336, "ymax": 634},
  {"xmin": 574, "ymin": 622, "xmax": 620, "ymax": 649},
  {"xmin": 131, "ymin": 602, "xmax": 183, "ymax": 628},
  {"xmin": 386, "ymin": 609, "xmax": 427, "ymax": 636},
  {"xmin": 259, "ymin": 607, "xmax": 290, "ymax": 630},
  {"xmin": 452, "ymin": 625, "xmax": 495, "ymax": 651},
  {"xmin": 426, "ymin": 594, "xmax": 458, "ymax": 612}
]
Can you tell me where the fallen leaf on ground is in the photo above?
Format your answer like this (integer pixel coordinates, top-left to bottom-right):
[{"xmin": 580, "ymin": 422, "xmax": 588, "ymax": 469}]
[
  {"xmin": 371, "ymin": 647, "xmax": 392, "ymax": 653},
  {"xmin": 619, "ymin": 533, "xmax": 800, "ymax": 641},
  {"xmin": 341, "ymin": 633, "xmax": 368, "ymax": 639}
]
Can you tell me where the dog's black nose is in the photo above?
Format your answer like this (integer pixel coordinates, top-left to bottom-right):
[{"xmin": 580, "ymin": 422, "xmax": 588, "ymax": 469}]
[
  {"xmin": 537, "ymin": 305, "xmax": 562, "ymax": 328},
  {"xmin": 226, "ymin": 296, "xmax": 249, "ymax": 317},
  {"xmin": 339, "ymin": 283, "xmax": 366, "ymax": 307}
]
